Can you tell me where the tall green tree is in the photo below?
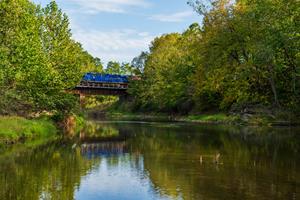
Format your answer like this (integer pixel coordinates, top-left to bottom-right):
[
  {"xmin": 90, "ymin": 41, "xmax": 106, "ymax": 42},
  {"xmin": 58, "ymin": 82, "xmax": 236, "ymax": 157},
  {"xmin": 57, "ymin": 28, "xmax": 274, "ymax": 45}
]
[
  {"xmin": 0, "ymin": 0, "xmax": 50, "ymax": 114},
  {"xmin": 41, "ymin": 1, "xmax": 84, "ymax": 88},
  {"xmin": 189, "ymin": 0, "xmax": 300, "ymax": 110},
  {"xmin": 0, "ymin": 0, "xmax": 104, "ymax": 116},
  {"xmin": 105, "ymin": 61, "xmax": 122, "ymax": 74},
  {"xmin": 105, "ymin": 61, "xmax": 134, "ymax": 75},
  {"xmin": 131, "ymin": 24, "xmax": 202, "ymax": 112}
]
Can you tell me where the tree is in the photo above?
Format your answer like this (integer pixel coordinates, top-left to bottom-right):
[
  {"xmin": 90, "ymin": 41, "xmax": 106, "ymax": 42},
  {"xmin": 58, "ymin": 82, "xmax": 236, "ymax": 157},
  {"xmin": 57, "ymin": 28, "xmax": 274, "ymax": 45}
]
[
  {"xmin": 131, "ymin": 51, "xmax": 149, "ymax": 74},
  {"xmin": 105, "ymin": 61, "xmax": 122, "ymax": 74},
  {"xmin": 189, "ymin": 0, "xmax": 300, "ymax": 110},
  {"xmin": 131, "ymin": 25, "xmax": 202, "ymax": 112},
  {"xmin": 0, "ymin": 0, "xmax": 50, "ymax": 114},
  {"xmin": 0, "ymin": 0, "xmax": 105, "ymax": 116},
  {"xmin": 94, "ymin": 57, "xmax": 103, "ymax": 71},
  {"xmin": 105, "ymin": 61, "xmax": 134, "ymax": 75}
]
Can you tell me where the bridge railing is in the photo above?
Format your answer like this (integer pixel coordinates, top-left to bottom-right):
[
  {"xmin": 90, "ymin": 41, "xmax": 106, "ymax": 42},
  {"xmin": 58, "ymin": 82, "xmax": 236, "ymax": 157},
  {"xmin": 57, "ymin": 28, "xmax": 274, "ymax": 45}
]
[{"xmin": 77, "ymin": 81, "xmax": 128, "ymax": 90}]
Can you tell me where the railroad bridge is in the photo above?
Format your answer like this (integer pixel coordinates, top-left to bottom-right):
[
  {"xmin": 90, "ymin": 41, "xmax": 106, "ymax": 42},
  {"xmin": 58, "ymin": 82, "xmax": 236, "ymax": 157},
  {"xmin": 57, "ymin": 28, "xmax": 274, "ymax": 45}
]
[
  {"xmin": 73, "ymin": 73, "xmax": 135, "ymax": 105},
  {"xmin": 74, "ymin": 73, "xmax": 131, "ymax": 96}
]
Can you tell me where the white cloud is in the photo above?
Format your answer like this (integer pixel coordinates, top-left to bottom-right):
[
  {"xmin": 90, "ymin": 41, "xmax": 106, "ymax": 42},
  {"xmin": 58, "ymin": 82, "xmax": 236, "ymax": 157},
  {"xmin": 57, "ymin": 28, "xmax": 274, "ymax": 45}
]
[
  {"xmin": 68, "ymin": 0, "xmax": 150, "ymax": 14},
  {"xmin": 149, "ymin": 11, "xmax": 194, "ymax": 22},
  {"xmin": 72, "ymin": 29, "xmax": 154, "ymax": 64}
]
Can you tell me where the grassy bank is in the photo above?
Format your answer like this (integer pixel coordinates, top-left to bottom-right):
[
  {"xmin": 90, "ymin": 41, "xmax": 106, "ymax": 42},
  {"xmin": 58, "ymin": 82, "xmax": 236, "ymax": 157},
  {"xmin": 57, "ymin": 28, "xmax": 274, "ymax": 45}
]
[
  {"xmin": 104, "ymin": 111, "xmax": 240, "ymax": 124},
  {"xmin": 103, "ymin": 111, "xmax": 171, "ymax": 122},
  {"xmin": 98, "ymin": 111, "xmax": 300, "ymax": 126},
  {"xmin": 0, "ymin": 116, "xmax": 58, "ymax": 144},
  {"xmin": 182, "ymin": 114, "xmax": 240, "ymax": 124}
]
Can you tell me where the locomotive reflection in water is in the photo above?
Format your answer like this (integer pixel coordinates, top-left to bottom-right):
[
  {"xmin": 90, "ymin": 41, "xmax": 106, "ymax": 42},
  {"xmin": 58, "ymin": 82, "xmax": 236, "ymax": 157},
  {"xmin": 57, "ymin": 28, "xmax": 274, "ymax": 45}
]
[
  {"xmin": 81, "ymin": 142, "xmax": 127, "ymax": 159},
  {"xmin": 79, "ymin": 122, "xmax": 128, "ymax": 159}
]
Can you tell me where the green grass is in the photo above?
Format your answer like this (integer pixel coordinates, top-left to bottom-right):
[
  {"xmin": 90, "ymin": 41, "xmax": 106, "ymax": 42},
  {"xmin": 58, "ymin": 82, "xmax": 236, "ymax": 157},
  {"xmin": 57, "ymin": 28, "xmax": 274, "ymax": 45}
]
[
  {"xmin": 94, "ymin": 109, "xmax": 300, "ymax": 126},
  {"xmin": 0, "ymin": 116, "xmax": 57, "ymax": 144},
  {"xmin": 106, "ymin": 111, "xmax": 241, "ymax": 124},
  {"xmin": 186, "ymin": 114, "xmax": 240, "ymax": 124},
  {"xmin": 105, "ymin": 111, "xmax": 171, "ymax": 122}
]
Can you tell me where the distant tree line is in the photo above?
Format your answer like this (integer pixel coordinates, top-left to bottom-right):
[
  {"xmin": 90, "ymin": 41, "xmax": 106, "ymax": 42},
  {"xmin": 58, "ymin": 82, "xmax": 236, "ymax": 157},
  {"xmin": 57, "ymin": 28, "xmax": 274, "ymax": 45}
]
[
  {"xmin": 105, "ymin": 61, "xmax": 138, "ymax": 75},
  {"xmin": 127, "ymin": 0, "xmax": 299, "ymax": 114},
  {"xmin": 0, "ymin": 0, "xmax": 103, "ymax": 117}
]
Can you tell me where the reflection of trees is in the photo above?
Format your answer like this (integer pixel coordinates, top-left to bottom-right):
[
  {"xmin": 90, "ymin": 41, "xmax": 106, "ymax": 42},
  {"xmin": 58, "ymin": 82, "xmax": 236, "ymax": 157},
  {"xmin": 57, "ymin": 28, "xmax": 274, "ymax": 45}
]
[
  {"xmin": 111, "ymin": 123, "xmax": 300, "ymax": 200},
  {"xmin": 0, "ymin": 122, "xmax": 299, "ymax": 200},
  {"xmin": 0, "ymin": 141, "xmax": 99, "ymax": 200},
  {"xmin": 80, "ymin": 122, "xmax": 119, "ymax": 140}
]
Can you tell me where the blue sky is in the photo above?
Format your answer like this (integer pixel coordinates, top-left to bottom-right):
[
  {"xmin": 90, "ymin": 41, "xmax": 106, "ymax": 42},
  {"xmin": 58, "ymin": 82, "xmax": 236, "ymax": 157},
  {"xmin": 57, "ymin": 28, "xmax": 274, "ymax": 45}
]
[{"xmin": 32, "ymin": 0, "xmax": 201, "ymax": 65}]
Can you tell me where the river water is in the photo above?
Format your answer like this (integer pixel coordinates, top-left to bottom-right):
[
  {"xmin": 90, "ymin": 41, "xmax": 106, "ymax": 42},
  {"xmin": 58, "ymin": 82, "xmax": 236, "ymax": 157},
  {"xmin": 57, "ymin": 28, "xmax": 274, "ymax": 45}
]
[{"xmin": 0, "ymin": 121, "xmax": 299, "ymax": 200}]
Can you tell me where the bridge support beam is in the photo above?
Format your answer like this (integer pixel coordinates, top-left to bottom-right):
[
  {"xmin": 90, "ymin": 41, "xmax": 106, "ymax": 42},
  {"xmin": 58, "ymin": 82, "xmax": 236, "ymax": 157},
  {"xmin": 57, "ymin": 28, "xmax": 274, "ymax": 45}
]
[
  {"xmin": 79, "ymin": 93, "xmax": 86, "ymax": 108},
  {"xmin": 74, "ymin": 88, "xmax": 127, "ymax": 96}
]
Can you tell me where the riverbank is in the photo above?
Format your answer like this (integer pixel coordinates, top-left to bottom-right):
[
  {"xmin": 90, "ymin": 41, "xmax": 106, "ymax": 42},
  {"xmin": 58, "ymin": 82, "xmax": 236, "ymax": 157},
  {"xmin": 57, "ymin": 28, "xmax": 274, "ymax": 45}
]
[
  {"xmin": 94, "ymin": 110, "xmax": 300, "ymax": 126},
  {"xmin": 0, "ymin": 116, "xmax": 58, "ymax": 145},
  {"xmin": 101, "ymin": 111, "xmax": 239, "ymax": 124}
]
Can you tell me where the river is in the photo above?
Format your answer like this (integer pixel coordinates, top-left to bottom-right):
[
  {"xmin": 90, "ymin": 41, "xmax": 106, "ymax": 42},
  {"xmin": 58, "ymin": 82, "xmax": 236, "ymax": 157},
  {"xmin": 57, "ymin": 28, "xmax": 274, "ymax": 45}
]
[{"xmin": 0, "ymin": 121, "xmax": 299, "ymax": 200}]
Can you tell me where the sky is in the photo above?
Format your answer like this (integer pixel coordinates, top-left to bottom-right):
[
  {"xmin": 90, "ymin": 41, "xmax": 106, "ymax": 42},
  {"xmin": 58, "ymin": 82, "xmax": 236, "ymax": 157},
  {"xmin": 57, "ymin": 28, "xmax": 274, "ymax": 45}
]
[{"xmin": 32, "ymin": 0, "xmax": 201, "ymax": 65}]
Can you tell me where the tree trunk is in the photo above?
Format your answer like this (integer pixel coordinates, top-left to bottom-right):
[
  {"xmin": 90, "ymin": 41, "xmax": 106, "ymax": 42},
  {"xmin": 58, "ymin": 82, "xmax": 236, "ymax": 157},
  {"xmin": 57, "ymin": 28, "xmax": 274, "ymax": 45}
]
[
  {"xmin": 268, "ymin": 65, "xmax": 280, "ymax": 107},
  {"xmin": 283, "ymin": 47, "xmax": 297, "ymax": 94}
]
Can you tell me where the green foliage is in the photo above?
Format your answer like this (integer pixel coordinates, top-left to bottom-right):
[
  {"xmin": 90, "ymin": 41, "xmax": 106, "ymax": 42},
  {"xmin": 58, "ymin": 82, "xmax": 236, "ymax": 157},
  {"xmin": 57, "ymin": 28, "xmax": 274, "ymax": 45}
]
[
  {"xmin": 129, "ymin": 0, "xmax": 300, "ymax": 114},
  {"xmin": 190, "ymin": 0, "xmax": 300, "ymax": 109},
  {"xmin": 105, "ymin": 61, "xmax": 135, "ymax": 75},
  {"xmin": 84, "ymin": 96, "xmax": 118, "ymax": 110},
  {"xmin": 129, "ymin": 24, "xmax": 201, "ymax": 113},
  {"xmin": 0, "ymin": 0, "xmax": 101, "ymax": 116},
  {"xmin": 1, "ymin": 0, "xmax": 298, "ymax": 116}
]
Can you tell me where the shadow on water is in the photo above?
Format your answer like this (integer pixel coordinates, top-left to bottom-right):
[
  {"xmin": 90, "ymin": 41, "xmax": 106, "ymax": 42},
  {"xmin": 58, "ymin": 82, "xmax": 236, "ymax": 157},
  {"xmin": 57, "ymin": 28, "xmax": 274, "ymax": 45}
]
[{"xmin": 0, "ymin": 121, "xmax": 299, "ymax": 200}]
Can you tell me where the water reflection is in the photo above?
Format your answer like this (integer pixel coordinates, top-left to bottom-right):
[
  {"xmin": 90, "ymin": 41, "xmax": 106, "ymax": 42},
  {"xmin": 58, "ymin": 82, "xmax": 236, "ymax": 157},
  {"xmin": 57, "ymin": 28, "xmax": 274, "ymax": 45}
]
[
  {"xmin": 0, "ymin": 122, "xmax": 299, "ymax": 200},
  {"xmin": 81, "ymin": 142, "xmax": 127, "ymax": 159},
  {"xmin": 0, "ymin": 141, "xmax": 99, "ymax": 200},
  {"xmin": 79, "ymin": 122, "xmax": 121, "ymax": 142}
]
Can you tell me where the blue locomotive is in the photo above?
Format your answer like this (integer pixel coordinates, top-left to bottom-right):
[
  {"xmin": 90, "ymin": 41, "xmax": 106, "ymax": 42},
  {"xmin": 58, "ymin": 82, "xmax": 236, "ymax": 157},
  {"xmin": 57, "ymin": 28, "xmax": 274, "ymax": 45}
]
[{"xmin": 82, "ymin": 73, "xmax": 129, "ymax": 83}]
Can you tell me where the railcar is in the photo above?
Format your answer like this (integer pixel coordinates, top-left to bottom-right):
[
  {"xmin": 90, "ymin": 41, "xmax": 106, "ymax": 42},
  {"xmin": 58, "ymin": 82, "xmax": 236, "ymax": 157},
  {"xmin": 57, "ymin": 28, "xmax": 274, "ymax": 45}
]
[{"xmin": 79, "ymin": 73, "xmax": 129, "ymax": 89}]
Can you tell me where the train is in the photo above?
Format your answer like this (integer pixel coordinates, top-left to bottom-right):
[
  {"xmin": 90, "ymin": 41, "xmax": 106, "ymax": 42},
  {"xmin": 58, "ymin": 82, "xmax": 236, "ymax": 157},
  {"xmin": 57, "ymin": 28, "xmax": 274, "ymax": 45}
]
[{"xmin": 82, "ymin": 73, "xmax": 129, "ymax": 83}]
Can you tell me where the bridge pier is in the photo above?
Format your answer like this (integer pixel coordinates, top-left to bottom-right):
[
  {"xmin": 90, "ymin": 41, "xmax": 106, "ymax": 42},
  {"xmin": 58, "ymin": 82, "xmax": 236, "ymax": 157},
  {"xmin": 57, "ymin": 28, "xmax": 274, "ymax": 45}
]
[
  {"xmin": 79, "ymin": 93, "xmax": 86, "ymax": 108},
  {"xmin": 119, "ymin": 94, "xmax": 129, "ymax": 102}
]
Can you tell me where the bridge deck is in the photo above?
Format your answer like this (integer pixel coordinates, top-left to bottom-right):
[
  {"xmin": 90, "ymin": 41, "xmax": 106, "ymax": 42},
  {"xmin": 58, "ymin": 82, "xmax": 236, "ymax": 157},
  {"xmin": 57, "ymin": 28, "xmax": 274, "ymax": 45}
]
[
  {"xmin": 76, "ymin": 81, "xmax": 128, "ymax": 89},
  {"xmin": 74, "ymin": 81, "xmax": 128, "ymax": 96}
]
